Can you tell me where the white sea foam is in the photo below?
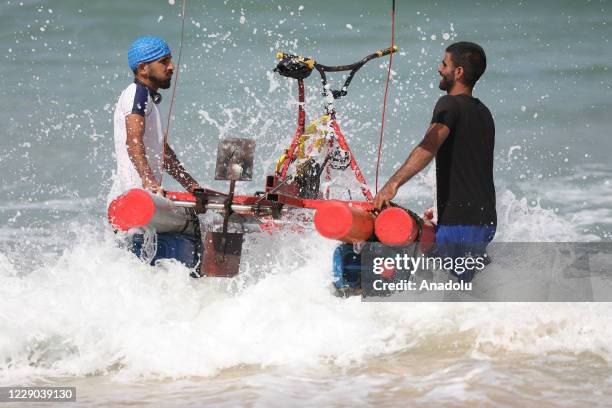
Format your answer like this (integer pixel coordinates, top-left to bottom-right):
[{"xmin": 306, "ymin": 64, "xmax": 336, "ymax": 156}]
[{"xmin": 0, "ymin": 190, "xmax": 610, "ymax": 384}]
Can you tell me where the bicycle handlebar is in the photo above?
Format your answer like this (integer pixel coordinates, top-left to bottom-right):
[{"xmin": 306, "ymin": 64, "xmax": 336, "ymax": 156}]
[
  {"xmin": 276, "ymin": 45, "xmax": 398, "ymax": 73},
  {"xmin": 274, "ymin": 45, "xmax": 399, "ymax": 101}
]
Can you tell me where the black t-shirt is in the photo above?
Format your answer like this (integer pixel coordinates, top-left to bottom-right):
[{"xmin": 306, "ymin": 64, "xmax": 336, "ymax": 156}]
[{"xmin": 431, "ymin": 94, "xmax": 496, "ymax": 226}]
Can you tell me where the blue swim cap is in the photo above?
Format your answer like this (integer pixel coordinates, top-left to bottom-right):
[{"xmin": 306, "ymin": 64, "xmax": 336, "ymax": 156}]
[{"xmin": 128, "ymin": 37, "xmax": 171, "ymax": 72}]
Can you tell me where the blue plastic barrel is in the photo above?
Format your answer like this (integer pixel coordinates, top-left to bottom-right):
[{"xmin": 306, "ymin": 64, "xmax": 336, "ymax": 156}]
[
  {"xmin": 332, "ymin": 243, "xmax": 362, "ymax": 290},
  {"xmin": 128, "ymin": 233, "xmax": 200, "ymax": 269}
]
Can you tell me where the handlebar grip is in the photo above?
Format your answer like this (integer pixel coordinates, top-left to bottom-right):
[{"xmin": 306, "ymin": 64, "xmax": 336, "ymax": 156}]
[{"xmin": 376, "ymin": 45, "xmax": 399, "ymax": 58}]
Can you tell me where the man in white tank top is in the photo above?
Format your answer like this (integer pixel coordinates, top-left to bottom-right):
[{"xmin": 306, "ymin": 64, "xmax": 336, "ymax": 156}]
[{"xmin": 109, "ymin": 37, "xmax": 199, "ymax": 202}]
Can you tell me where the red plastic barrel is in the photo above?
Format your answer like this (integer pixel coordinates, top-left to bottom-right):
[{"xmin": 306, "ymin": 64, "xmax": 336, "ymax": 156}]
[
  {"xmin": 314, "ymin": 200, "xmax": 374, "ymax": 243},
  {"xmin": 419, "ymin": 222, "xmax": 436, "ymax": 253},
  {"xmin": 374, "ymin": 207, "xmax": 418, "ymax": 246},
  {"xmin": 108, "ymin": 189, "xmax": 155, "ymax": 231}
]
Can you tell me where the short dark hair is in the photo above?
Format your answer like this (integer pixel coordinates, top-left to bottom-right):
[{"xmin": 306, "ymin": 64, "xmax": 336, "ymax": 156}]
[{"xmin": 445, "ymin": 42, "xmax": 486, "ymax": 87}]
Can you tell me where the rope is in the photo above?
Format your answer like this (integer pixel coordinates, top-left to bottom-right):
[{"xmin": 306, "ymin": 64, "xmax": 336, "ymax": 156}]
[
  {"xmin": 161, "ymin": 0, "xmax": 187, "ymax": 185},
  {"xmin": 374, "ymin": 0, "xmax": 395, "ymax": 194}
]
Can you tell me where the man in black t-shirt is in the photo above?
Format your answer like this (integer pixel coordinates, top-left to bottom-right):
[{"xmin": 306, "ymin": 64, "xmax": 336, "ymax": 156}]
[{"xmin": 374, "ymin": 42, "xmax": 496, "ymax": 282}]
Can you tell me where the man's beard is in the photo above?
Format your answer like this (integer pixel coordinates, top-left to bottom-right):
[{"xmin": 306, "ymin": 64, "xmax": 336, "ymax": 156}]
[
  {"xmin": 148, "ymin": 73, "xmax": 172, "ymax": 89},
  {"xmin": 438, "ymin": 72, "xmax": 455, "ymax": 91},
  {"xmin": 158, "ymin": 77, "xmax": 172, "ymax": 89}
]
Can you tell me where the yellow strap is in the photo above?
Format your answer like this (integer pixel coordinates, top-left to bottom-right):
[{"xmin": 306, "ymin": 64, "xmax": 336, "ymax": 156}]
[
  {"xmin": 275, "ymin": 150, "xmax": 288, "ymax": 173},
  {"xmin": 275, "ymin": 115, "xmax": 331, "ymax": 171}
]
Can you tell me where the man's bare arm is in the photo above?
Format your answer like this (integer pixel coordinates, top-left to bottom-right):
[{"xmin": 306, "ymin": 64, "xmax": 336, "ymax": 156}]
[
  {"xmin": 373, "ymin": 123, "xmax": 450, "ymax": 209},
  {"xmin": 388, "ymin": 123, "xmax": 450, "ymax": 188},
  {"xmin": 125, "ymin": 114, "xmax": 160, "ymax": 191},
  {"xmin": 163, "ymin": 143, "xmax": 200, "ymax": 192}
]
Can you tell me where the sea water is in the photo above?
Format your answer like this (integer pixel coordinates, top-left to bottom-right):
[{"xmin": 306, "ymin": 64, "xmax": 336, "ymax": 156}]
[{"xmin": 1, "ymin": 0, "xmax": 611, "ymax": 405}]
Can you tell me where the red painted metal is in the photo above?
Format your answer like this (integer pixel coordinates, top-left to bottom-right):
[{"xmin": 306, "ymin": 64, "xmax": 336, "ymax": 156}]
[
  {"xmin": 164, "ymin": 191, "xmax": 273, "ymax": 206},
  {"xmin": 164, "ymin": 191, "xmax": 196, "ymax": 202},
  {"xmin": 278, "ymin": 79, "xmax": 306, "ymax": 182},
  {"xmin": 330, "ymin": 120, "xmax": 373, "ymax": 201},
  {"xmin": 271, "ymin": 77, "xmax": 372, "ymax": 204},
  {"xmin": 273, "ymin": 193, "xmax": 373, "ymax": 212},
  {"xmin": 163, "ymin": 190, "xmax": 374, "ymax": 214}
]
